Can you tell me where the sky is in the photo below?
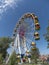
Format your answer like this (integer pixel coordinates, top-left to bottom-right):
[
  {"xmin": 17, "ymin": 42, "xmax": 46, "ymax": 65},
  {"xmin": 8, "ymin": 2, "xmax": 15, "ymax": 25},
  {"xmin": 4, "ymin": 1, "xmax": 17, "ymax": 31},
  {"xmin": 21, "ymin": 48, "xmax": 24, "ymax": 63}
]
[{"xmin": 0, "ymin": 0, "xmax": 49, "ymax": 55}]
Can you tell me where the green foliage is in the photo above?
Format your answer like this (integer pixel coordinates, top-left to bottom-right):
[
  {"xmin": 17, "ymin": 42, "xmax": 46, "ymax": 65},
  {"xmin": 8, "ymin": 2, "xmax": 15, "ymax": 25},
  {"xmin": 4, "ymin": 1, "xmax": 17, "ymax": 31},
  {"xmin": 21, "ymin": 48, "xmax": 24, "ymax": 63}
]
[
  {"xmin": 31, "ymin": 47, "xmax": 40, "ymax": 64},
  {"xmin": 0, "ymin": 37, "xmax": 13, "ymax": 59},
  {"xmin": 9, "ymin": 51, "xmax": 17, "ymax": 65},
  {"xmin": 0, "ymin": 54, "xmax": 3, "ymax": 64},
  {"xmin": 44, "ymin": 26, "xmax": 49, "ymax": 42}
]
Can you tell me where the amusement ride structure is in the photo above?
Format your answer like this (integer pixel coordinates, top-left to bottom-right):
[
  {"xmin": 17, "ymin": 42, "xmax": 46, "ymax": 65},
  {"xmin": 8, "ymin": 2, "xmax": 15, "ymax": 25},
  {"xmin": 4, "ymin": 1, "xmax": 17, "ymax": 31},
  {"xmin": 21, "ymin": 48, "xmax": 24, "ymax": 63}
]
[{"xmin": 6, "ymin": 13, "xmax": 40, "ymax": 64}]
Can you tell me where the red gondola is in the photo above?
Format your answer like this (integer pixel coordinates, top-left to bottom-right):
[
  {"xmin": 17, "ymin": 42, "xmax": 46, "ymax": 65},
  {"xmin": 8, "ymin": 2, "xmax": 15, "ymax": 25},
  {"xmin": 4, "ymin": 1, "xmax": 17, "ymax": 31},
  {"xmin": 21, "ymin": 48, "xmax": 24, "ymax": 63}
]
[{"xmin": 35, "ymin": 23, "xmax": 40, "ymax": 30}]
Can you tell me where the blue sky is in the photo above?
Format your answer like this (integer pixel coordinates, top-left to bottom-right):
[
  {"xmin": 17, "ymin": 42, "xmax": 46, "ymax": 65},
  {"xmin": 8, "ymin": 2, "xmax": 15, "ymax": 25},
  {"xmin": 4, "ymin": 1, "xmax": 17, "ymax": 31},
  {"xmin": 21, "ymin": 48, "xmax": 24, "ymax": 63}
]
[{"xmin": 0, "ymin": 0, "xmax": 49, "ymax": 55}]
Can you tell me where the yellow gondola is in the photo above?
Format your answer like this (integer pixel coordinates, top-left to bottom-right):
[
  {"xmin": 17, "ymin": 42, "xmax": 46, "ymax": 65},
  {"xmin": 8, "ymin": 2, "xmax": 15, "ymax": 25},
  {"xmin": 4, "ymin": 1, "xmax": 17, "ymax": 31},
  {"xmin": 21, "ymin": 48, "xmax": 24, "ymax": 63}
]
[
  {"xmin": 27, "ymin": 14, "xmax": 32, "ymax": 18},
  {"xmin": 35, "ymin": 36, "xmax": 40, "ymax": 40},
  {"xmin": 34, "ymin": 16, "xmax": 39, "ymax": 24},
  {"xmin": 31, "ymin": 42, "xmax": 36, "ymax": 46},
  {"xmin": 34, "ymin": 19, "xmax": 38, "ymax": 24},
  {"xmin": 34, "ymin": 32, "xmax": 40, "ymax": 40},
  {"xmin": 35, "ymin": 22, "xmax": 39, "ymax": 25},
  {"xmin": 26, "ymin": 50, "xmax": 30, "ymax": 54},
  {"xmin": 24, "ymin": 14, "xmax": 31, "ymax": 18},
  {"xmin": 17, "ymin": 55, "xmax": 20, "ymax": 58},
  {"xmin": 34, "ymin": 32, "xmax": 39, "ymax": 36},
  {"xmin": 35, "ymin": 16, "xmax": 38, "ymax": 20},
  {"xmin": 17, "ymin": 54, "xmax": 20, "ymax": 58},
  {"xmin": 24, "ymin": 14, "xmax": 28, "ymax": 18},
  {"xmin": 32, "ymin": 47, "xmax": 36, "ymax": 50},
  {"xmin": 16, "ymin": 55, "xmax": 21, "ymax": 63}
]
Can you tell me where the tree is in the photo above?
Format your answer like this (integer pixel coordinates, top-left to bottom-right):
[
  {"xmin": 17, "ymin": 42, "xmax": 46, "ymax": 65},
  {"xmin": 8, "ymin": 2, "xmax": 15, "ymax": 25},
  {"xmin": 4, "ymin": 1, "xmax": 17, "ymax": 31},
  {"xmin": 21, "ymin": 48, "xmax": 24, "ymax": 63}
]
[
  {"xmin": 0, "ymin": 37, "xmax": 13, "ymax": 59},
  {"xmin": 31, "ymin": 47, "xmax": 40, "ymax": 64},
  {"xmin": 47, "ymin": 55, "xmax": 49, "ymax": 63},
  {"xmin": 43, "ymin": 24, "xmax": 49, "ymax": 48},
  {"xmin": 0, "ymin": 54, "xmax": 3, "ymax": 64},
  {"xmin": 9, "ymin": 51, "xmax": 17, "ymax": 65}
]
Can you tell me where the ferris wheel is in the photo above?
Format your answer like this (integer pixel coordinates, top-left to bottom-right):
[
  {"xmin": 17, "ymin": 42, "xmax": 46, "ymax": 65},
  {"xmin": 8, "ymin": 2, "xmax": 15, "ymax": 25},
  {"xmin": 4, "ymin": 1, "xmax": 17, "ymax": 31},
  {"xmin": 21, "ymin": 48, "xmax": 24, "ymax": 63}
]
[{"xmin": 6, "ymin": 13, "xmax": 40, "ymax": 64}]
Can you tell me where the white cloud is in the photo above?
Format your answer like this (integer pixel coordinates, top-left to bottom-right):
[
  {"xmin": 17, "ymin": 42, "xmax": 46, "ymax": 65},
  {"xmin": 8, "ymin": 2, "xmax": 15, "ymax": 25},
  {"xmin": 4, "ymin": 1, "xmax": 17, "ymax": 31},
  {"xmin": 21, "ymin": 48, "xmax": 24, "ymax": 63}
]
[{"xmin": 0, "ymin": 0, "xmax": 22, "ymax": 14}]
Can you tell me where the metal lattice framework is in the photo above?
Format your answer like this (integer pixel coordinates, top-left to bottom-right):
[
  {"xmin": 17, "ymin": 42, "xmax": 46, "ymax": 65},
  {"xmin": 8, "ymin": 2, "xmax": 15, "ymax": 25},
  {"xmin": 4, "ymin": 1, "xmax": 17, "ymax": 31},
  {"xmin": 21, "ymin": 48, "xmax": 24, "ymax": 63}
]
[
  {"xmin": 12, "ymin": 13, "xmax": 40, "ymax": 53},
  {"xmin": 6, "ymin": 13, "xmax": 40, "ymax": 64}
]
